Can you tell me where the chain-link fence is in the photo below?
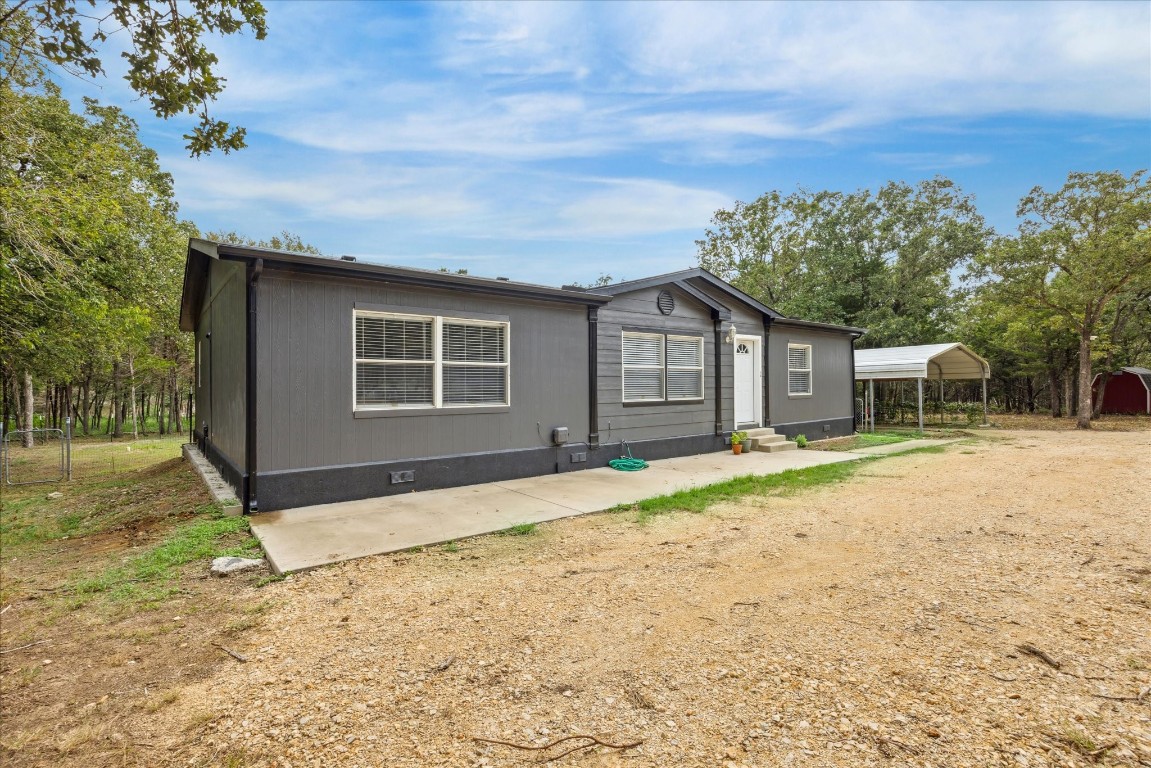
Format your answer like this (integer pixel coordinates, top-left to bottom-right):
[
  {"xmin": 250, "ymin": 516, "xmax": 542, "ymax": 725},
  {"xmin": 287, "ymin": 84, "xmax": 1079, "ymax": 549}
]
[
  {"xmin": 2, "ymin": 427, "xmax": 69, "ymax": 485},
  {"xmin": 2, "ymin": 421, "xmax": 188, "ymax": 485}
]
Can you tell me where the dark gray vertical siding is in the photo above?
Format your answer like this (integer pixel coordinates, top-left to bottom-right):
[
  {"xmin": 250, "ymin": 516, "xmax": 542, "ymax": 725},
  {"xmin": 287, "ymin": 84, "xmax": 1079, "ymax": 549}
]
[
  {"xmin": 768, "ymin": 326, "xmax": 854, "ymax": 426},
  {"xmin": 255, "ymin": 270, "xmax": 589, "ymax": 472},
  {"xmin": 596, "ymin": 285, "xmax": 722, "ymax": 442},
  {"xmin": 687, "ymin": 278, "xmax": 768, "ymax": 428},
  {"xmin": 196, "ymin": 258, "xmax": 247, "ymax": 468}
]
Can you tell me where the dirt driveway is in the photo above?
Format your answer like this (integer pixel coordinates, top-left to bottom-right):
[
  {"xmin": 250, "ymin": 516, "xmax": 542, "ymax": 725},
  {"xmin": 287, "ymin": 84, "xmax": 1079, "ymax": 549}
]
[{"xmin": 37, "ymin": 431, "xmax": 1151, "ymax": 766}]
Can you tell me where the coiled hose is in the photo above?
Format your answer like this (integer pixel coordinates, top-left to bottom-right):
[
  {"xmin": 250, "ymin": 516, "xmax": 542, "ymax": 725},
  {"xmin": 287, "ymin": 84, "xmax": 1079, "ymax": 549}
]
[{"xmin": 608, "ymin": 441, "xmax": 648, "ymax": 471}]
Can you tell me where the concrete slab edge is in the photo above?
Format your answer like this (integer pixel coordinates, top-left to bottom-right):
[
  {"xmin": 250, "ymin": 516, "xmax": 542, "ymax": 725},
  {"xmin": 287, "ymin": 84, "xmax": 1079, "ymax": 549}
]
[
  {"xmin": 182, "ymin": 443, "xmax": 243, "ymax": 517},
  {"xmin": 254, "ymin": 440, "xmax": 960, "ymax": 575}
]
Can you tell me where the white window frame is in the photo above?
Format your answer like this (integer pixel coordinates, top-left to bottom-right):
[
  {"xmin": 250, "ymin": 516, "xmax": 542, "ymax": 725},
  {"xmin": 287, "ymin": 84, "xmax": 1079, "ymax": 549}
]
[
  {"xmin": 787, "ymin": 342, "xmax": 813, "ymax": 397},
  {"xmin": 622, "ymin": 331, "xmax": 704, "ymax": 403},
  {"xmin": 666, "ymin": 334, "xmax": 704, "ymax": 401},
  {"xmin": 622, "ymin": 331, "xmax": 665, "ymax": 402},
  {"xmin": 353, "ymin": 310, "xmax": 510, "ymax": 411}
]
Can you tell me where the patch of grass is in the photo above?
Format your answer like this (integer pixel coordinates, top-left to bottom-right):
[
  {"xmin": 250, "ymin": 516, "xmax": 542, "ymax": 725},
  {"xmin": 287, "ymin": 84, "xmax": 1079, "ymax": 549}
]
[
  {"xmin": 623, "ymin": 459, "xmax": 872, "ymax": 523},
  {"xmin": 498, "ymin": 522, "xmax": 538, "ymax": 536},
  {"xmin": 812, "ymin": 431, "xmax": 914, "ymax": 452},
  {"xmin": 1061, "ymin": 724, "xmax": 1099, "ymax": 753},
  {"xmin": 897, "ymin": 445, "xmax": 948, "ymax": 456},
  {"xmin": 70, "ymin": 503, "xmax": 253, "ymax": 604},
  {"xmin": 8, "ymin": 665, "xmax": 42, "ymax": 689},
  {"xmin": 443, "ymin": 540, "xmax": 459, "ymax": 553},
  {"xmin": 255, "ymin": 573, "xmax": 286, "ymax": 588}
]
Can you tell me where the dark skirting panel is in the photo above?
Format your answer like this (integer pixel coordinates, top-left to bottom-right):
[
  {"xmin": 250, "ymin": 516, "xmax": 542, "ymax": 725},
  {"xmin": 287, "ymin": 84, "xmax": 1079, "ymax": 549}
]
[
  {"xmin": 768, "ymin": 416, "xmax": 855, "ymax": 441},
  {"xmin": 255, "ymin": 432, "xmax": 728, "ymax": 512}
]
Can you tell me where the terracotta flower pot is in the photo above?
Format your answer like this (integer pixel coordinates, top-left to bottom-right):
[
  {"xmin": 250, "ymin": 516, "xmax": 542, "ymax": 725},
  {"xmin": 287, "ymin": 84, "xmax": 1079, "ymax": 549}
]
[{"xmin": 732, "ymin": 443, "xmax": 743, "ymax": 455}]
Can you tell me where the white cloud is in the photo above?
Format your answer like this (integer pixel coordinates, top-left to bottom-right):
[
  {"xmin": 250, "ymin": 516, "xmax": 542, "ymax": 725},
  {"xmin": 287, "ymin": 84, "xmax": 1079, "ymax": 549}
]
[{"xmin": 555, "ymin": 179, "xmax": 732, "ymax": 237}]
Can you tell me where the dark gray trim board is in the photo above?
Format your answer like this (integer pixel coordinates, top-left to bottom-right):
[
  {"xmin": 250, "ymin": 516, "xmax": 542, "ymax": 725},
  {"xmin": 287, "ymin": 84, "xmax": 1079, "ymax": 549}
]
[
  {"xmin": 769, "ymin": 416, "xmax": 855, "ymax": 441},
  {"xmin": 254, "ymin": 433, "xmax": 727, "ymax": 511}
]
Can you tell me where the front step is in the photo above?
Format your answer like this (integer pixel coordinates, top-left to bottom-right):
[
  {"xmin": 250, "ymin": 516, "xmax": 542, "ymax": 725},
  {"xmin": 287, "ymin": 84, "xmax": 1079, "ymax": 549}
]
[{"xmin": 738, "ymin": 427, "xmax": 799, "ymax": 453}]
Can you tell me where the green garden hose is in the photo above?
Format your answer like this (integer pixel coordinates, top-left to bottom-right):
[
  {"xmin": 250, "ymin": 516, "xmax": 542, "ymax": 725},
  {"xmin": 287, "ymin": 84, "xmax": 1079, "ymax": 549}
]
[{"xmin": 608, "ymin": 441, "xmax": 648, "ymax": 471}]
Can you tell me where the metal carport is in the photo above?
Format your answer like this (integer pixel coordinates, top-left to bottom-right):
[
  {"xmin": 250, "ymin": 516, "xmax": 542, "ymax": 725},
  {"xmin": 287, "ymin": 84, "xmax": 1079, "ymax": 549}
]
[{"xmin": 854, "ymin": 343, "xmax": 991, "ymax": 432}]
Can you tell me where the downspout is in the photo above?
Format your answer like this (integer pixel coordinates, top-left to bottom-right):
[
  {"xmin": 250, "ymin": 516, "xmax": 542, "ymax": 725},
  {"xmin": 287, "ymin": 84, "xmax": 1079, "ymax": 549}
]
[
  {"xmin": 713, "ymin": 318, "xmax": 724, "ymax": 435},
  {"xmin": 587, "ymin": 306, "xmax": 600, "ymax": 448},
  {"xmin": 848, "ymin": 331, "xmax": 860, "ymax": 432},
  {"xmin": 244, "ymin": 258, "xmax": 263, "ymax": 514}
]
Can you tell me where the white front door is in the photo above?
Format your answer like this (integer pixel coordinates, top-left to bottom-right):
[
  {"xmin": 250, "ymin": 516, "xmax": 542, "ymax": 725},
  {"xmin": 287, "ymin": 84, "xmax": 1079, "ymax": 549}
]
[{"xmin": 734, "ymin": 336, "xmax": 760, "ymax": 426}]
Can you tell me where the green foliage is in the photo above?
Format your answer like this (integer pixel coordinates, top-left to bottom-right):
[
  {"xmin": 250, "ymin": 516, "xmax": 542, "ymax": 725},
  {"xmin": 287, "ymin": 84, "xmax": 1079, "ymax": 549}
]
[
  {"xmin": 697, "ymin": 178, "xmax": 990, "ymax": 347},
  {"xmin": 972, "ymin": 170, "xmax": 1151, "ymax": 426},
  {"xmin": 793, "ymin": 434, "xmax": 808, "ymax": 448},
  {"xmin": 498, "ymin": 522, "xmax": 538, "ymax": 536},
  {"xmin": 7, "ymin": 0, "xmax": 267, "ymax": 156},
  {"xmin": 626, "ymin": 460, "xmax": 869, "ymax": 523},
  {"xmin": 205, "ymin": 230, "xmax": 325, "ymax": 255},
  {"xmin": 730, "ymin": 430, "xmax": 748, "ymax": 445},
  {"xmin": 71, "ymin": 504, "xmax": 254, "ymax": 603}
]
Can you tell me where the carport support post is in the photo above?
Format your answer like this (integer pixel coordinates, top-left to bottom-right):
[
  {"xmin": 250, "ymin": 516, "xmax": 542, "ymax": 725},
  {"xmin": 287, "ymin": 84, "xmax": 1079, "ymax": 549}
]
[
  {"xmin": 982, "ymin": 376, "xmax": 989, "ymax": 426},
  {"xmin": 916, "ymin": 378, "xmax": 924, "ymax": 433},
  {"xmin": 868, "ymin": 379, "xmax": 875, "ymax": 433}
]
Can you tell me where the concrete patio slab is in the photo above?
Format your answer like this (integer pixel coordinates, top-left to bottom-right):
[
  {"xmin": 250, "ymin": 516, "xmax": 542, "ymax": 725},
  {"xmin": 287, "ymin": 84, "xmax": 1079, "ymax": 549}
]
[{"xmin": 249, "ymin": 447, "xmax": 864, "ymax": 575}]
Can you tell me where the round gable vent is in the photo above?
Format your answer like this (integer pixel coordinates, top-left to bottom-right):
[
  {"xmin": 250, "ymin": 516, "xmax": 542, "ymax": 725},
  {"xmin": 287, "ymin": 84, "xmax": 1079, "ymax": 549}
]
[{"xmin": 657, "ymin": 290, "xmax": 675, "ymax": 315}]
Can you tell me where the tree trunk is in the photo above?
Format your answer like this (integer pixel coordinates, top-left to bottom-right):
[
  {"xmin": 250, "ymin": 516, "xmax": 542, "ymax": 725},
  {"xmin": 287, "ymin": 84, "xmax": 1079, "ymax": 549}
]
[
  {"xmin": 21, "ymin": 370, "xmax": 34, "ymax": 447},
  {"xmin": 1048, "ymin": 368, "xmax": 1062, "ymax": 417},
  {"xmin": 128, "ymin": 354, "xmax": 139, "ymax": 439},
  {"xmin": 112, "ymin": 361, "xmax": 123, "ymax": 438},
  {"xmin": 1076, "ymin": 329, "xmax": 1093, "ymax": 429}
]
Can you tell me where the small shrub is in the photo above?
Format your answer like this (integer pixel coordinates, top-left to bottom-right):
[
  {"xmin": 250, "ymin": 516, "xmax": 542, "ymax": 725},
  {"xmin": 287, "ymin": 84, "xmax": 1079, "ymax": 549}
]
[{"xmin": 794, "ymin": 434, "xmax": 808, "ymax": 448}]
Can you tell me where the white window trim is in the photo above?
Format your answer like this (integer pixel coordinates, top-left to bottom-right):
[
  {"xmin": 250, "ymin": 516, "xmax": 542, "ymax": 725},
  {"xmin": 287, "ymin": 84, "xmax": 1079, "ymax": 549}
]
[
  {"xmin": 666, "ymin": 334, "xmax": 704, "ymax": 401},
  {"xmin": 353, "ymin": 310, "xmax": 510, "ymax": 411},
  {"xmin": 787, "ymin": 342, "xmax": 813, "ymax": 397},
  {"xmin": 622, "ymin": 331, "xmax": 665, "ymax": 403},
  {"xmin": 622, "ymin": 331, "xmax": 704, "ymax": 403}
]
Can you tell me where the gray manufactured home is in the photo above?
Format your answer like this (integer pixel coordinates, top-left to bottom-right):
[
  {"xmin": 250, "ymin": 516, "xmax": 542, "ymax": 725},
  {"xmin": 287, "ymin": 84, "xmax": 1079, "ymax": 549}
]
[{"xmin": 179, "ymin": 240, "xmax": 863, "ymax": 513}]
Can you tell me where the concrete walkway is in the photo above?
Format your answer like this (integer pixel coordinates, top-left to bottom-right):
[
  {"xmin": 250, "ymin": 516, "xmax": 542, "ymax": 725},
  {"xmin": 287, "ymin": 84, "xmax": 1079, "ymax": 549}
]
[
  {"xmin": 847, "ymin": 438, "xmax": 961, "ymax": 455},
  {"xmin": 249, "ymin": 438, "xmax": 959, "ymax": 575}
]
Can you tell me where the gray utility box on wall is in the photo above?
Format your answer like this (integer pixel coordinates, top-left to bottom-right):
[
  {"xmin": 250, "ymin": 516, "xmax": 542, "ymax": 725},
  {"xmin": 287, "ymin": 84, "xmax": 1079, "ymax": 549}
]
[{"xmin": 552, "ymin": 427, "xmax": 569, "ymax": 445}]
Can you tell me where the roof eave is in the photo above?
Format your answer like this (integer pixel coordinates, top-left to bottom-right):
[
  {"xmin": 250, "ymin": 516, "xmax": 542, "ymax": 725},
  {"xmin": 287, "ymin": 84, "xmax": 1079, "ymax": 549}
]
[{"xmin": 211, "ymin": 242, "xmax": 612, "ymax": 307}]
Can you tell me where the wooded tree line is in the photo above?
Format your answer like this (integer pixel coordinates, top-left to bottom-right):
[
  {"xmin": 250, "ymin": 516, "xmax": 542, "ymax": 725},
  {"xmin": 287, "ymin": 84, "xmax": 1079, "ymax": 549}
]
[
  {"xmin": 1, "ymin": 0, "xmax": 279, "ymax": 443},
  {"xmin": 697, "ymin": 173, "xmax": 1151, "ymax": 428}
]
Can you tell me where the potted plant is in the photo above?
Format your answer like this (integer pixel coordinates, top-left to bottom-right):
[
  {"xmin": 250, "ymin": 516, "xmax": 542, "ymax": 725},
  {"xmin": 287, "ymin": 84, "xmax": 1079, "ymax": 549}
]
[{"xmin": 730, "ymin": 431, "xmax": 748, "ymax": 454}]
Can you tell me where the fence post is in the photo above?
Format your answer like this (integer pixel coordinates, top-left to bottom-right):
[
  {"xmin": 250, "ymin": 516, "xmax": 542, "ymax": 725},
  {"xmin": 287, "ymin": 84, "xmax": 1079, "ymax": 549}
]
[{"xmin": 66, "ymin": 416, "xmax": 72, "ymax": 480}]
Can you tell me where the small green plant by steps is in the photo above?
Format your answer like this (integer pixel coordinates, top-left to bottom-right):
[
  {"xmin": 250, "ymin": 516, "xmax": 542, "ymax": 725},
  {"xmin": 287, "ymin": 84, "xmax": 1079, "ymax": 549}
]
[
  {"xmin": 793, "ymin": 433, "xmax": 808, "ymax": 448},
  {"xmin": 499, "ymin": 522, "xmax": 538, "ymax": 536},
  {"xmin": 443, "ymin": 540, "xmax": 459, "ymax": 553},
  {"xmin": 730, "ymin": 431, "xmax": 747, "ymax": 445}
]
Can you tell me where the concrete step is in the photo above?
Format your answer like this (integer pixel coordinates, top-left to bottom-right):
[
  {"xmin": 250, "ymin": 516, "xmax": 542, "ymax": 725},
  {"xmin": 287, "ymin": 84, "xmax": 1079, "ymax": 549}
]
[
  {"xmin": 753, "ymin": 439, "xmax": 798, "ymax": 453},
  {"xmin": 742, "ymin": 427, "xmax": 777, "ymax": 438},
  {"xmin": 748, "ymin": 433, "xmax": 787, "ymax": 448}
]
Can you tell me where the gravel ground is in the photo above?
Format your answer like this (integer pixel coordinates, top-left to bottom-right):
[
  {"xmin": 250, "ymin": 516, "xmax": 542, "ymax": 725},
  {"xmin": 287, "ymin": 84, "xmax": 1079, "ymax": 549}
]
[{"xmin": 139, "ymin": 430, "xmax": 1149, "ymax": 767}]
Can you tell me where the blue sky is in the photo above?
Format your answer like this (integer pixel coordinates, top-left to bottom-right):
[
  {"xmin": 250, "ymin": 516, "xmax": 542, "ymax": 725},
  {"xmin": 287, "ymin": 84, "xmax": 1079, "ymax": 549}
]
[{"xmin": 64, "ymin": 1, "xmax": 1150, "ymax": 286}]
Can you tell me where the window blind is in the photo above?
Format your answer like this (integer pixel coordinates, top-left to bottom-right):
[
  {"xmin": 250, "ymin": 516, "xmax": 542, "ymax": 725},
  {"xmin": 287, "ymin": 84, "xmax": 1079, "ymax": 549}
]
[
  {"xmin": 622, "ymin": 332, "xmax": 665, "ymax": 401},
  {"xmin": 666, "ymin": 336, "xmax": 703, "ymax": 399},
  {"xmin": 787, "ymin": 343, "xmax": 812, "ymax": 396}
]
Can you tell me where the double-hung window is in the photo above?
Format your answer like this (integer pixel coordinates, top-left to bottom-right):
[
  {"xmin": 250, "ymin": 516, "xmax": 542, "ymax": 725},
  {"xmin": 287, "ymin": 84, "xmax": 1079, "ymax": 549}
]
[
  {"xmin": 622, "ymin": 332, "xmax": 704, "ymax": 402},
  {"xmin": 787, "ymin": 343, "xmax": 812, "ymax": 396},
  {"xmin": 354, "ymin": 311, "xmax": 509, "ymax": 410}
]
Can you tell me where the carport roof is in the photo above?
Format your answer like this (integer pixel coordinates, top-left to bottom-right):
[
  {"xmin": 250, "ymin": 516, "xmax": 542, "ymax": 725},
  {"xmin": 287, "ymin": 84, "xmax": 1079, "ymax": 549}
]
[{"xmin": 854, "ymin": 343, "xmax": 990, "ymax": 381}]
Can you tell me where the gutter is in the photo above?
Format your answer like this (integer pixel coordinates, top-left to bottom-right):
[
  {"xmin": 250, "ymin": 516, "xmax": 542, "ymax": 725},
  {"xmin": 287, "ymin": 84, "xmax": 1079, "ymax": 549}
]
[{"xmin": 244, "ymin": 258, "xmax": 263, "ymax": 514}]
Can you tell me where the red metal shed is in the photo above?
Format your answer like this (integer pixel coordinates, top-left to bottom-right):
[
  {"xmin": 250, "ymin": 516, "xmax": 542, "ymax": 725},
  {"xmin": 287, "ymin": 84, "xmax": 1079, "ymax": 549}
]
[{"xmin": 1092, "ymin": 366, "xmax": 1151, "ymax": 415}]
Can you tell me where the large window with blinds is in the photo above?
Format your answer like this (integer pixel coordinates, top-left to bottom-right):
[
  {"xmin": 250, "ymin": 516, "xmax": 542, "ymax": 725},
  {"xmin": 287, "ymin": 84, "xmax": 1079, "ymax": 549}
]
[
  {"xmin": 787, "ymin": 343, "xmax": 812, "ymax": 396},
  {"xmin": 622, "ymin": 332, "xmax": 704, "ymax": 402},
  {"xmin": 354, "ymin": 311, "xmax": 509, "ymax": 409}
]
